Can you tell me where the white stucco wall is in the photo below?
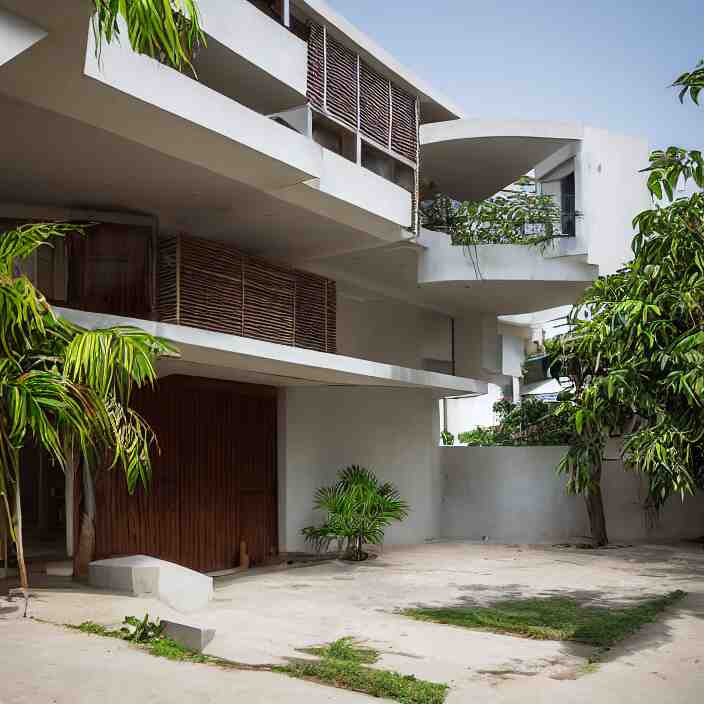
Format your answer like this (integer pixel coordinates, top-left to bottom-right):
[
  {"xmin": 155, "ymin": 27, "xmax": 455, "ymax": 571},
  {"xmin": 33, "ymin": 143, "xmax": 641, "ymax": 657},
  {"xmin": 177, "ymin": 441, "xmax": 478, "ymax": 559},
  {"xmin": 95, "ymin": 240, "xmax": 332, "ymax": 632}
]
[
  {"xmin": 440, "ymin": 446, "xmax": 704, "ymax": 543},
  {"xmin": 199, "ymin": 0, "xmax": 308, "ymax": 98},
  {"xmin": 578, "ymin": 128, "xmax": 650, "ymax": 274},
  {"xmin": 445, "ymin": 383, "xmax": 507, "ymax": 438},
  {"xmin": 337, "ymin": 296, "xmax": 453, "ymax": 370},
  {"xmin": 279, "ymin": 386, "xmax": 442, "ymax": 552}
]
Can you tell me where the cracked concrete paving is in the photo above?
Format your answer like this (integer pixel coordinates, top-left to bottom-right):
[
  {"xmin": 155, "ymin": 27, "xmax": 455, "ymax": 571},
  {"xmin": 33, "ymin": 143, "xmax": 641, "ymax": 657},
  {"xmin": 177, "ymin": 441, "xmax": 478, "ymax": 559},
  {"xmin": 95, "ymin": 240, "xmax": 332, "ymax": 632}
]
[{"xmin": 2, "ymin": 541, "xmax": 703, "ymax": 703}]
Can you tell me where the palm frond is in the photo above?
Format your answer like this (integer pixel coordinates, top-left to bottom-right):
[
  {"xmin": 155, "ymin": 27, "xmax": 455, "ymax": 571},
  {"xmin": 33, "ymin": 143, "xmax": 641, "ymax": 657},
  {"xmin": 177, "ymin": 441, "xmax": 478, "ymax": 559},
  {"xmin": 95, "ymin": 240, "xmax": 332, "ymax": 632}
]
[
  {"xmin": 92, "ymin": 0, "xmax": 206, "ymax": 74},
  {"xmin": 1, "ymin": 369, "xmax": 110, "ymax": 472},
  {"xmin": 303, "ymin": 466, "xmax": 409, "ymax": 558},
  {"xmin": 64, "ymin": 327, "xmax": 176, "ymax": 403},
  {"xmin": 0, "ymin": 222, "xmax": 83, "ymax": 276}
]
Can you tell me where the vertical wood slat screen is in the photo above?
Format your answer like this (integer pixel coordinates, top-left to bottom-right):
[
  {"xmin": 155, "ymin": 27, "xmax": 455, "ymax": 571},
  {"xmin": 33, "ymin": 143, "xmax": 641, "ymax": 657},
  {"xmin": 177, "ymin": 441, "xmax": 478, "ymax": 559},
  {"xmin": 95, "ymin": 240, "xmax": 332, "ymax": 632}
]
[
  {"xmin": 360, "ymin": 60, "xmax": 390, "ymax": 147},
  {"xmin": 306, "ymin": 22, "xmax": 418, "ymax": 166},
  {"xmin": 325, "ymin": 35, "xmax": 358, "ymax": 129},
  {"xmin": 390, "ymin": 83, "xmax": 420, "ymax": 164},
  {"xmin": 307, "ymin": 22, "xmax": 325, "ymax": 112},
  {"xmin": 158, "ymin": 235, "xmax": 337, "ymax": 353}
]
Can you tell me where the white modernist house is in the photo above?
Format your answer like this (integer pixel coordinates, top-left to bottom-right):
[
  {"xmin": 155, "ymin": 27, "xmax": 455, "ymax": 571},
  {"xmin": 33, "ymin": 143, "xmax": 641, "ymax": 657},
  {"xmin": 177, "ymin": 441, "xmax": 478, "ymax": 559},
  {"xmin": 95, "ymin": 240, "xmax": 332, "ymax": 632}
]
[{"xmin": 0, "ymin": 0, "xmax": 651, "ymax": 571}]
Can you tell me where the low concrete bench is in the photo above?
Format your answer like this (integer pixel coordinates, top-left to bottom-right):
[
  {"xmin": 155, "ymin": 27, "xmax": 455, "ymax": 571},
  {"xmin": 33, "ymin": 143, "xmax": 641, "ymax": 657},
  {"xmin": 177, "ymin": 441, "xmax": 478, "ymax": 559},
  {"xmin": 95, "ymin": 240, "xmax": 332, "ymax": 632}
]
[{"xmin": 89, "ymin": 555, "xmax": 213, "ymax": 612}]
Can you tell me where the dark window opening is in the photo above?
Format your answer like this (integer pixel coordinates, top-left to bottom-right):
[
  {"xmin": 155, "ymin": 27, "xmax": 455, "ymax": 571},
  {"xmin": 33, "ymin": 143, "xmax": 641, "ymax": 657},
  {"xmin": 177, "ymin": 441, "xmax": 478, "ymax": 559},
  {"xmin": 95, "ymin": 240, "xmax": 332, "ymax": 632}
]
[
  {"xmin": 560, "ymin": 172, "xmax": 576, "ymax": 237},
  {"xmin": 361, "ymin": 141, "xmax": 414, "ymax": 192},
  {"xmin": 312, "ymin": 112, "xmax": 357, "ymax": 162}
]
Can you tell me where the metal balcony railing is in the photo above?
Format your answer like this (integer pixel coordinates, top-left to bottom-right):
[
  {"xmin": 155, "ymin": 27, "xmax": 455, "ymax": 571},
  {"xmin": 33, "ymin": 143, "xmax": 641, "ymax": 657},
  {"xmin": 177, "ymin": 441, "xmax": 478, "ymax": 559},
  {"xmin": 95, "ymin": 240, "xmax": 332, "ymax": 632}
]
[{"xmin": 561, "ymin": 194, "xmax": 577, "ymax": 238}]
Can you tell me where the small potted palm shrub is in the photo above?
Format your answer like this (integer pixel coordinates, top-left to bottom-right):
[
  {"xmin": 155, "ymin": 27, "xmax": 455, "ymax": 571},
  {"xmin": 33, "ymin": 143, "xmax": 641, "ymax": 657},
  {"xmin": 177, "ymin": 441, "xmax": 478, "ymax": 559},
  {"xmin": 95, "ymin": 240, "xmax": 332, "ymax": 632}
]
[{"xmin": 302, "ymin": 466, "xmax": 409, "ymax": 562}]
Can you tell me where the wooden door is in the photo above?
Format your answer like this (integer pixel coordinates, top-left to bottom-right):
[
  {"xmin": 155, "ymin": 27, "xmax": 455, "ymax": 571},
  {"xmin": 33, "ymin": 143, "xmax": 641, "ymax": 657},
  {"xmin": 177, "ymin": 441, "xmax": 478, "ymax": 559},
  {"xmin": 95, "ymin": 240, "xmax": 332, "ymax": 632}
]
[{"xmin": 93, "ymin": 376, "xmax": 277, "ymax": 572}]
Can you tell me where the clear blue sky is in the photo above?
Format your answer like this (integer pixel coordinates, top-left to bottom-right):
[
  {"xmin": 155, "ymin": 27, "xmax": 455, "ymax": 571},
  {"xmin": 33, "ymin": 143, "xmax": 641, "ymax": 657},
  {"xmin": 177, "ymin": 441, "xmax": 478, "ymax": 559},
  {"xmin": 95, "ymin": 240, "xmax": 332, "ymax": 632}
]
[{"xmin": 326, "ymin": 0, "xmax": 703, "ymax": 150}]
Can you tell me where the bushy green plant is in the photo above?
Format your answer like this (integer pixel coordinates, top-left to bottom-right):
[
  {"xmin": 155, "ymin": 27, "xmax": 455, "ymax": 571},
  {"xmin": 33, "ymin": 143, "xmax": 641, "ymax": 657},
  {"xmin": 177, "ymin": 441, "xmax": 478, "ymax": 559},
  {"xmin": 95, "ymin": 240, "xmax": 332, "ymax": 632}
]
[
  {"xmin": 302, "ymin": 466, "xmax": 409, "ymax": 561},
  {"xmin": 440, "ymin": 429, "xmax": 454, "ymax": 446},
  {"xmin": 457, "ymin": 426, "xmax": 498, "ymax": 446},
  {"xmin": 457, "ymin": 398, "xmax": 572, "ymax": 447},
  {"xmin": 421, "ymin": 190, "xmax": 565, "ymax": 248}
]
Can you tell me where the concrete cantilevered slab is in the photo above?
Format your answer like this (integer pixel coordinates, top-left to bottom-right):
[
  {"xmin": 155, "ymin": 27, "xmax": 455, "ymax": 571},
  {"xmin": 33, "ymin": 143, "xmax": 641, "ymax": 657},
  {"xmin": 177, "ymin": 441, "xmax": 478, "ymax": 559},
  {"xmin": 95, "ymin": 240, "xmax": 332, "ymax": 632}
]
[
  {"xmin": 57, "ymin": 308, "xmax": 487, "ymax": 398},
  {"xmin": 420, "ymin": 119, "xmax": 583, "ymax": 202}
]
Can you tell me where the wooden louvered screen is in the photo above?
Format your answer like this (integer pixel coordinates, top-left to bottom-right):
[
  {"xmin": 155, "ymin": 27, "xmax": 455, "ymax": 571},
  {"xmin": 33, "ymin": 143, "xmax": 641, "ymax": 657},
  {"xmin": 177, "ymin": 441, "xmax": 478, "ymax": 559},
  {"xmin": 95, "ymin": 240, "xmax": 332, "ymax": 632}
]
[
  {"xmin": 325, "ymin": 35, "xmax": 358, "ymax": 129},
  {"xmin": 307, "ymin": 22, "xmax": 325, "ymax": 112},
  {"xmin": 391, "ymin": 84, "xmax": 420, "ymax": 163},
  {"xmin": 158, "ymin": 235, "xmax": 337, "ymax": 353},
  {"xmin": 360, "ymin": 60, "xmax": 390, "ymax": 147},
  {"xmin": 306, "ymin": 22, "xmax": 418, "ymax": 165}
]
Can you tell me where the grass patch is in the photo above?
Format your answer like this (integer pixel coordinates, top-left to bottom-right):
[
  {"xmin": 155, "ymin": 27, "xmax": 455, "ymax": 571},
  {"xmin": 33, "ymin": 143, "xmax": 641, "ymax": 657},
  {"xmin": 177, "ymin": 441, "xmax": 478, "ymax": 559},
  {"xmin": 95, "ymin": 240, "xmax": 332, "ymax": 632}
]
[
  {"xmin": 403, "ymin": 590, "xmax": 686, "ymax": 658},
  {"xmin": 70, "ymin": 619, "xmax": 448, "ymax": 701},
  {"xmin": 71, "ymin": 617, "xmax": 218, "ymax": 665},
  {"xmin": 275, "ymin": 637, "xmax": 448, "ymax": 704},
  {"xmin": 300, "ymin": 636, "xmax": 380, "ymax": 664}
]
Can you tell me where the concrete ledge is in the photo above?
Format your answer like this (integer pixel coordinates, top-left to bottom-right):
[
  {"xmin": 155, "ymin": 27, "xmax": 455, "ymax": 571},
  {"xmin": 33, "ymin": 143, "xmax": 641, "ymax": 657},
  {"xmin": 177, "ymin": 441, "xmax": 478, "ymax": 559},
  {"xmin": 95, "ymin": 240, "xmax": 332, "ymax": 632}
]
[
  {"xmin": 161, "ymin": 620, "xmax": 216, "ymax": 652},
  {"xmin": 89, "ymin": 555, "xmax": 213, "ymax": 612}
]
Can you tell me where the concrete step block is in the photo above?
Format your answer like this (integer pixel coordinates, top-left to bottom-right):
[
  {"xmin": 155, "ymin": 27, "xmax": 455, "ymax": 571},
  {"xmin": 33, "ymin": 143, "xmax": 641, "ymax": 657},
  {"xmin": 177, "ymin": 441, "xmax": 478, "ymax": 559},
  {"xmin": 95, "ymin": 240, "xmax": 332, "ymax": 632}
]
[
  {"xmin": 161, "ymin": 620, "xmax": 216, "ymax": 652},
  {"xmin": 89, "ymin": 555, "xmax": 213, "ymax": 612}
]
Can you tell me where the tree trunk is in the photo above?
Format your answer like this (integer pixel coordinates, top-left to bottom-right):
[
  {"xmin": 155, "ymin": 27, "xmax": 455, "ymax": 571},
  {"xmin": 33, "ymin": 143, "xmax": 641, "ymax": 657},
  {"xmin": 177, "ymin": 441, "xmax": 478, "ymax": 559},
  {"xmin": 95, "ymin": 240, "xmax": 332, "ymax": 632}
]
[
  {"xmin": 12, "ymin": 454, "xmax": 30, "ymax": 617},
  {"xmin": 584, "ymin": 462, "xmax": 608, "ymax": 546},
  {"xmin": 76, "ymin": 464, "xmax": 96, "ymax": 578}
]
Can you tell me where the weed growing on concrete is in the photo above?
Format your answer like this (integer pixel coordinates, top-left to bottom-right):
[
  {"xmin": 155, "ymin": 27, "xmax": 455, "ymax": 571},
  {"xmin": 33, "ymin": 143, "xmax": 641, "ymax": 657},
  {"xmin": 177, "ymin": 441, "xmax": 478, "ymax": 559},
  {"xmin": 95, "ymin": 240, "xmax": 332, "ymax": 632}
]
[
  {"xmin": 300, "ymin": 637, "xmax": 380, "ymax": 664},
  {"xmin": 275, "ymin": 637, "xmax": 448, "ymax": 704},
  {"xmin": 403, "ymin": 590, "xmax": 686, "ymax": 660},
  {"xmin": 72, "ymin": 616, "xmax": 210, "ymax": 664}
]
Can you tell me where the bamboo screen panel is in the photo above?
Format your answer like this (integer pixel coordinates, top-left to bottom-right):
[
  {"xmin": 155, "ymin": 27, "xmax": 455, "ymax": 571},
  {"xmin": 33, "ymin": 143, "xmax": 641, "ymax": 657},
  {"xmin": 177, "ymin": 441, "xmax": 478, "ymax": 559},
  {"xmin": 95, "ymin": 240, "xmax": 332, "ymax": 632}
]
[
  {"xmin": 307, "ymin": 23, "xmax": 325, "ymax": 112},
  {"xmin": 325, "ymin": 35, "xmax": 358, "ymax": 129},
  {"xmin": 158, "ymin": 235, "xmax": 336, "ymax": 353},
  {"xmin": 391, "ymin": 84, "xmax": 420, "ymax": 164},
  {"xmin": 360, "ymin": 60, "xmax": 390, "ymax": 147},
  {"xmin": 306, "ymin": 22, "xmax": 418, "ymax": 165}
]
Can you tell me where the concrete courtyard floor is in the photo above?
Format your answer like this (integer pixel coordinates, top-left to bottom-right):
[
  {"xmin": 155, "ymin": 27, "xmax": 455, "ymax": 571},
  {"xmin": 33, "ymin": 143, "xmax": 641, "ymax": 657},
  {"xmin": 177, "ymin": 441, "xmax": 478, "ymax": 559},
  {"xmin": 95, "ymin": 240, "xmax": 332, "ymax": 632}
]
[{"xmin": 2, "ymin": 541, "xmax": 703, "ymax": 703}]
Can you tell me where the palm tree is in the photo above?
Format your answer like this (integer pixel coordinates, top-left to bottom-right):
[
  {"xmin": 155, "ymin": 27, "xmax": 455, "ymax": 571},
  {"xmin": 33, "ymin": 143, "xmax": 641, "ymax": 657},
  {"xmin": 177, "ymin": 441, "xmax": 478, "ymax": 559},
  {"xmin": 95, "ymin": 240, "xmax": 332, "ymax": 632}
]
[
  {"xmin": 302, "ymin": 466, "xmax": 410, "ymax": 561},
  {"xmin": 0, "ymin": 224, "xmax": 175, "ymax": 615},
  {"xmin": 1, "ymin": 2, "xmax": 204, "ymax": 612}
]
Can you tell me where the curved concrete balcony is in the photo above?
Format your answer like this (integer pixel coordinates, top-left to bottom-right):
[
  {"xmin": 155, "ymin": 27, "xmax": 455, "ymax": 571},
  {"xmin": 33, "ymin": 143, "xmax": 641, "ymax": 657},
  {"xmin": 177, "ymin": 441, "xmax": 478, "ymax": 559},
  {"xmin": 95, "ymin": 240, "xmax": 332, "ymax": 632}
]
[
  {"xmin": 420, "ymin": 119, "xmax": 583, "ymax": 202},
  {"xmin": 417, "ymin": 229, "xmax": 598, "ymax": 314}
]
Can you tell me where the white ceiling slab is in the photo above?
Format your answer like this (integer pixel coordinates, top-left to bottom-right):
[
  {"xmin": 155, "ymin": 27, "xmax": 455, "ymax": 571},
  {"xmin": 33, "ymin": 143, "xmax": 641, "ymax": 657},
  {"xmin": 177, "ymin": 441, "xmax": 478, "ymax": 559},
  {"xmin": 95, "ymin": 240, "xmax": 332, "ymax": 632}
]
[{"xmin": 420, "ymin": 119, "xmax": 583, "ymax": 202}]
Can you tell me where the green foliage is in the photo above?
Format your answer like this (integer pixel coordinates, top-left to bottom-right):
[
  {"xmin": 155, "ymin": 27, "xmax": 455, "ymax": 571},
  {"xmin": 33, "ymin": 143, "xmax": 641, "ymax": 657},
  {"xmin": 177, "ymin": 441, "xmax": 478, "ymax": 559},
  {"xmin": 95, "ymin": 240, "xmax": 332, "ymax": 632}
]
[
  {"xmin": 277, "ymin": 638, "xmax": 448, "ymax": 704},
  {"xmin": 404, "ymin": 590, "xmax": 685, "ymax": 658},
  {"xmin": 421, "ymin": 190, "xmax": 565, "ymax": 248},
  {"xmin": 457, "ymin": 398, "xmax": 572, "ymax": 447},
  {"xmin": 547, "ymin": 56, "xmax": 704, "ymax": 515},
  {"xmin": 440, "ymin": 429, "xmax": 454, "ymax": 446},
  {"xmin": 457, "ymin": 426, "xmax": 498, "ymax": 446},
  {"xmin": 74, "ymin": 615, "xmax": 211, "ymax": 663},
  {"xmin": 92, "ymin": 0, "xmax": 206, "ymax": 75},
  {"xmin": 302, "ymin": 637, "xmax": 380, "ymax": 665},
  {"xmin": 643, "ymin": 147, "xmax": 704, "ymax": 201},
  {"xmin": 548, "ymin": 190, "xmax": 704, "ymax": 507},
  {"xmin": 301, "ymin": 465, "xmax": 409, "ymax": 561},
  {"xmin": 121, "ymin": 614, "xmax": 165, "ymax": 643},
  {"xmin": 0, "ymin": 223, "xmax": 175, "ymax": 586},
  {"xmin": 673, "ymin": 58, "xmax": 704, "ymax": 105}
]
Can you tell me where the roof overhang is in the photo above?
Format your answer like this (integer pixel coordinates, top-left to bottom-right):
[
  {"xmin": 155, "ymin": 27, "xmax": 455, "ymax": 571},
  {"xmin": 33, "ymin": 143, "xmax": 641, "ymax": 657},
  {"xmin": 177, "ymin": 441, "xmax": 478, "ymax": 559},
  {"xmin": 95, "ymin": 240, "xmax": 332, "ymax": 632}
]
[
  {"xmin": 294, "ymin": 0, "xmax": 463, "ymax": 123},
  {"xmin": 420, "ymin": 120, "xmax": 584, "ymax": 202},
  {"xmin": 57, "ymin": 309, "xmax": 487, "ymax": 398}
]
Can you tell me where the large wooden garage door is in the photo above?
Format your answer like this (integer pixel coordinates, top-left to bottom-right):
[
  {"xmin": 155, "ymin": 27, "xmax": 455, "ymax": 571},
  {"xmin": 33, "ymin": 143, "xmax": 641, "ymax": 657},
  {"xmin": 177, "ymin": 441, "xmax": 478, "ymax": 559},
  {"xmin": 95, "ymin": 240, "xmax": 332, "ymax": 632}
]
[{"xmin": 93, "ymin": 376, "xmax": 277, "ymax": 572}]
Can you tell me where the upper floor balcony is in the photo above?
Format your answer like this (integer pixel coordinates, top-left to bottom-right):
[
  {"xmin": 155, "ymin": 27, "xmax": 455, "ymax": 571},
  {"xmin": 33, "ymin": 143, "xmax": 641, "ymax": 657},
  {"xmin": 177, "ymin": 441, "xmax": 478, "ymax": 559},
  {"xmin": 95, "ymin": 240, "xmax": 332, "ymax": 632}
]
[{"xmin": 10, "ymin": 211, "xmax": 482, "ymax": 398}]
